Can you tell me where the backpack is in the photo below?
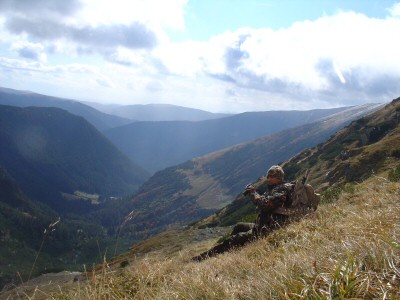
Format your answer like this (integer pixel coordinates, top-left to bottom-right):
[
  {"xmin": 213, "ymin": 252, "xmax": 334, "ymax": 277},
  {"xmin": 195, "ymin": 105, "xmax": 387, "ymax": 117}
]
[
  {"xmin": 274, "ymin": 173, "xmax": 320, "ymax": 216},
  {"xmin": 289, "ymin": 180, "xmax": 320, "ymax": 211}
]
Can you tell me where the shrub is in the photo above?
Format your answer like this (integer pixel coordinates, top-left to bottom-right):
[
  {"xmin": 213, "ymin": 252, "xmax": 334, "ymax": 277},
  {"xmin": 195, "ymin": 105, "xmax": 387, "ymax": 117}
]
[
  {"xmin": 342, "ymin": 183, "xmax": 358, "ymax": 194},
  {"xmin": 388, "ymin": 164, "xmax": 400, "ymax": 182},
  {"xmin": 320, "ymin": 143, "xmax": 343, "ymax": 161},
  {"xmin": 391, "ymin": 148, "xmax": 400, "ymax": 158},
  {"xmin": 239, "ymin": 213, "xmax": 258, "ymax": 223},
  {"xmin": 321, "ymin": 186, "xmax": 342, "ymax": 204},
  {"xmin": 284, "ymin": 164, "xmax": 301, "ymax": 181}
]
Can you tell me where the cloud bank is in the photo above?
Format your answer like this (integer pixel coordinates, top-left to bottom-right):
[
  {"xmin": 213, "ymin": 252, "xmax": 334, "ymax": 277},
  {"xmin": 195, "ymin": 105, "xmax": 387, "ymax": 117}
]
[{"xmin": 0, "ymin": 0, "xmax": 399, "ymax": 112}]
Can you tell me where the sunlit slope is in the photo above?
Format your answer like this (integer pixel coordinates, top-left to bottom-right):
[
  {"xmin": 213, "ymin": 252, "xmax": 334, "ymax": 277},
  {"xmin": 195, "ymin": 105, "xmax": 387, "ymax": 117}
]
[{"xmin": 198, "ymin": 97, "xmax": 399, "ymax": 228}]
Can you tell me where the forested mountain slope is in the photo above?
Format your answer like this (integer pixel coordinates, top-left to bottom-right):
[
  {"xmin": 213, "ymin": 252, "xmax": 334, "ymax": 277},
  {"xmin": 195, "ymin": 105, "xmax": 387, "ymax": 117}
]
[
  {"xmin": 0, "ymin": 105, "xmax": 149, "ymax": 212},
  {"xmin": 0, "ymin": 164, "xmax": 127, "ymax": 290}
]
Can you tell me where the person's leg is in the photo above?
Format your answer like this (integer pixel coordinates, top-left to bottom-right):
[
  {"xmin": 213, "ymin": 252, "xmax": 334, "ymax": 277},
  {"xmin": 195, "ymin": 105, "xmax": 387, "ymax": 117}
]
[
  {"xmin": 256, "ymin": 214, "xmax": 289, "ymax": 237},
  {"xmin": 269, "ymin": 214, "xmax": 289, "ymax": 230},
  {"xmin": 192, "ymin": 230, "xmax": 255, "ymax": 261},
  {"xmin": 231, "ymin": 222, "xmax": 254, "ymax": 235}
]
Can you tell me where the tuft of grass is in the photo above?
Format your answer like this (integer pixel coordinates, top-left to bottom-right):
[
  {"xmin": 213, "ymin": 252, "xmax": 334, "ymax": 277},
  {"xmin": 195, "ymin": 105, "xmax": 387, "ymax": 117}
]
[
  {"xmin": 388, "ymin": 164, "xmax": 400, "ymax": 182},
  {"xmin": 320, "ymin": 182, "xmax": 359, "ymax": 205},
  {"xmin": 28, "ymin": 217, "xmax": 61, "ymax": 282},
  {"xmin": 320, "ymin": 185, "xmax": 343, "ymax": 203}
]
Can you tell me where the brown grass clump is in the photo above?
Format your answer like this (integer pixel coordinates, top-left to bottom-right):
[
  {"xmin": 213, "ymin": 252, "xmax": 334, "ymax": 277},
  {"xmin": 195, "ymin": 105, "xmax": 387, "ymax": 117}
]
[{"xmin": 8, "ymin": 176, "xmax": 400, "ymax": 299}]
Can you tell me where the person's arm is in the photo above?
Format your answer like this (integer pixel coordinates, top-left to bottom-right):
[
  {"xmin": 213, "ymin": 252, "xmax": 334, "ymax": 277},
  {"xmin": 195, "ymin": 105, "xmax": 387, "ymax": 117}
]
[{"xmin": 245, "ymin": 185, "xmax": 288, "ymax": 212}]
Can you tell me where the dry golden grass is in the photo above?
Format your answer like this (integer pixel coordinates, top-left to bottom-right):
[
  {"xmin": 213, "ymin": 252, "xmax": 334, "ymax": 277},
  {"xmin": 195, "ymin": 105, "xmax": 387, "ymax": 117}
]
[{"xmin": 4, "ymin": 176, "xmax": 400, "ymax": 299}]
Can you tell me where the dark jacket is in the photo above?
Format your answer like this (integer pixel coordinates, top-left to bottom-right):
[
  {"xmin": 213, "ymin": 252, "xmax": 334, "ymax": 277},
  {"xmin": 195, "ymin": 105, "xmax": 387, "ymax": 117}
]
[{"xmin": 249, "ymin": 182, "xmax": 291, "ymax": 230}]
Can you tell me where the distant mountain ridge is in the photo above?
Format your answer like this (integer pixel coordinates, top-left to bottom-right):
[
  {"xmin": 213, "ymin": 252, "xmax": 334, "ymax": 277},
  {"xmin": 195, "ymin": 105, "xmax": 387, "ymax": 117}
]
[
  {"xmin": 0, "ymin": 105, "xmax": 149, "ymax": 212},
  {"xmin": 0, "ymin": 87, "xmax": 132, "ymax": 130},
  {"xmin": 104, "ymin": 107, "xmax": 350, "ymax": 173},
  {"xmin": 85, "ymin": 102, "xmax": 231, "ymax": 121}
]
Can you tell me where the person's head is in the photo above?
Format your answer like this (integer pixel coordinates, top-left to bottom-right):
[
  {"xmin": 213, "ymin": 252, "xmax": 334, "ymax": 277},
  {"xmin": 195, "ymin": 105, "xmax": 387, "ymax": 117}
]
[{"xmin": 266, "ymin": 165, "xmax": 284, "ymax": 185}]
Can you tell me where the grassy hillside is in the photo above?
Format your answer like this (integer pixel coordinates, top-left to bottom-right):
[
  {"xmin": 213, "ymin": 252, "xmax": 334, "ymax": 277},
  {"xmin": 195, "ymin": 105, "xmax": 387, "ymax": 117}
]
[
  {"xmin": 282, "ymin": 97, "xmax": 400, "ymax": 190},
  {"xmin": 5, "ymin": 171, "xmax": 398, "ymax": 299},
  {"xmin": 198, "ymin": 98, "xmax": 399, "ymax": 227}
]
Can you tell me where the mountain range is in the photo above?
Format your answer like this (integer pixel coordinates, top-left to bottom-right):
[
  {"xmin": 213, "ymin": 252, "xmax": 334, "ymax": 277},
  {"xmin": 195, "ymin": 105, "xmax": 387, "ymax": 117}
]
[
  {"xmin": 84, "ymin": 102, "xmax": 231, "ymax": 121},
  {"xmin": 104, "ymin": 107, "xmax": 349, "ymax": 173},
  {"xmin": 0, "ymin": 87, "xmax": 231, "ymax": 128},
  {"xmin": 0, "ymin": 86, "xmax": 352, "ymax": 175}
]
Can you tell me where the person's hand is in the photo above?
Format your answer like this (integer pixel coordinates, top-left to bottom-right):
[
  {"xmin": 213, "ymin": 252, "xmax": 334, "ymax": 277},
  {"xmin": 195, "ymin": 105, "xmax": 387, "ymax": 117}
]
[{"xmin": 243, "ymin": 184, "xmax": 256, "ymax": 196}]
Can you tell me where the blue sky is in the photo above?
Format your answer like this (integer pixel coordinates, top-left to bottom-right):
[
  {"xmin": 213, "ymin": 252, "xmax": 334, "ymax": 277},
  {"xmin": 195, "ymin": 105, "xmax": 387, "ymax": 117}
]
[
  {"xmin": 0, "ymin": 0, "xmax": 400, "ymax": 113},
  {"xmin": 176, "ymin": 0, "xmax": 396, "ymax": 40}
]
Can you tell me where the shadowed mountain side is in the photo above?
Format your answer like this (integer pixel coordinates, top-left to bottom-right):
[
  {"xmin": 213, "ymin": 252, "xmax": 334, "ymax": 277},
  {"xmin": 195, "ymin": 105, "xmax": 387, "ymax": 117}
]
[
  {"xmin": 108, "ymin": 103, "xmax": 382, "ymax": 240},
  {"xmin": 0, "ymin": 87, "xmax": 132, "ymax": 130},
  {"xmin": 0, "ymin": 105, "xmax": 149, "ymax": 212},
  {"xmin": 0, "ymin": 165, "xmax": 130, "ymax": 289},
  {"xmin": 197, "ymin": 98, "xmax": 398, "ymax": 228},
  {"xmin": 104, "ymin": 107, "xmax": 349, "ymax": 173},
  {"xmin": 0, "ymin": 165, "xmax": 57, "ymax": 287},
  {"xmin": 85, "ymin": 102, "xmax": 231, "ymax": 121}
]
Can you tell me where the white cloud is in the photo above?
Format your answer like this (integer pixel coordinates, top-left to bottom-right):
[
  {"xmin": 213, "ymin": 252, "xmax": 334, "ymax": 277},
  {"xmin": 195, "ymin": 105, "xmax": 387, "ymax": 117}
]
[
  {"xmin": 153, "ymin": 40, "xmax": 206, "ymax": 76},
  {"xmin": 389, "ymin": 2, "xmax": 400, "ymax": 17},
  {"xmin": 175, "ymin": 10, "xmax": 400, "ymax": 105},
  {"xmin": 1, "ymin": 1, "xmax": 400, "ymax": 112}
]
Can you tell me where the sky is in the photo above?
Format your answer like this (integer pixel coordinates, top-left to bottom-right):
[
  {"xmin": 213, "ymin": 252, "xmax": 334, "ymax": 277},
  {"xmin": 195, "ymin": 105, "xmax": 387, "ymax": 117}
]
[{"xmin": 0, "ymin": 0, "xmax": 400, "ymax": 113}]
